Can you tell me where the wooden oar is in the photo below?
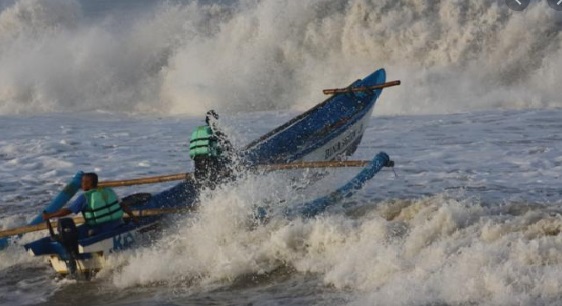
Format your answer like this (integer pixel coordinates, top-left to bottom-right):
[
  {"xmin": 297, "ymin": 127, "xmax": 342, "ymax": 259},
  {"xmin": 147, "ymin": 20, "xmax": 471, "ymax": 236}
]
[
  {"xmin": 0, "ymin": 160, "xmax": 377, "ymax": 239},
  {"xmin": 322, "ymin": 80, "xmax": 401, "ymax": 95},
  {"xmin": 98, "ymin": 160, "xmax": 372, "ymax": 188},
  {"xmin": 0, "ymin": 208, "xmax": 187, "ymax": 239}
]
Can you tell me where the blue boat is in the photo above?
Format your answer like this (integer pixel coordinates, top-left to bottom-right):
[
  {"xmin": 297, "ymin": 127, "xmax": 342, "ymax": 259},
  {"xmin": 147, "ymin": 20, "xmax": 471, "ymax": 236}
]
[
  {"xmin": 244, "ymin": 68, "xmax": 388, "ymax": 164},
  {"xmin": 22, "ymin": 68, "xmax": 394, "ymax": 277}
]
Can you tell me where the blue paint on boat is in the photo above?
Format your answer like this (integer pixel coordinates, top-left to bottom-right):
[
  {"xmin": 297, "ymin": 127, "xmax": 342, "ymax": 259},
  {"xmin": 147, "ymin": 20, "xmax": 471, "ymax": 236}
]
[
  {"xmin": 244, "ymin": 68, "xmax": 387, "ymax": 164},
  {"xmin": 291, "ymin": 151, "xmax": 390, "ymax": 218},
  {"xmin": 32, "ymin": 171, "xmax": 84, "ymax": 223},
  {"xmin": 253, "ymin": 152, "xmax": 390, "ymax": 222},
  {"xmin": 0, "ymin": 171, "xmax": 83, "ymax": 250},
  {"xmin": 21, "ymin": 67, "xmax": 394, "ymax": 276}
]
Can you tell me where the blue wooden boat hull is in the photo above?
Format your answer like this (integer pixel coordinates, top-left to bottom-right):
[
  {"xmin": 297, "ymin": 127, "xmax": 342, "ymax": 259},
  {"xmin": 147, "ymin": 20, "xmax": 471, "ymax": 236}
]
[
  {"xmin": 0, "ymin": 172, "xmax": 83, "ymax": 249},
  {"xmin": 254, "ymin": 151, "xmax": 391, "ymax": 222},
  {"xmin": 291, "ymin": 151, "xmax": 390, "ymax": 218},
  {"xmin": 244, "ymin": 68, "xmax": 386, "ymax": 164},
  {"xmin": 23, "ymin": 68, "xmax": 390, "ymax": 276},
  {"xmin": 117, "ymin": 68, "xmax": 389, "ymax": 217}
]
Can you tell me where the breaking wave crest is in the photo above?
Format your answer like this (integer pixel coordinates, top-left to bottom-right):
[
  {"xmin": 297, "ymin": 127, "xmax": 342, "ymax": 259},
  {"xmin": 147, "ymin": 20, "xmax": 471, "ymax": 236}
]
[
  {"xmin": 0, "ymin": 0, "xmax": 560, "ymax": 115},
  {"xmin": 110, "ymin": 187, "xmax": 562, "ymax": 305}
]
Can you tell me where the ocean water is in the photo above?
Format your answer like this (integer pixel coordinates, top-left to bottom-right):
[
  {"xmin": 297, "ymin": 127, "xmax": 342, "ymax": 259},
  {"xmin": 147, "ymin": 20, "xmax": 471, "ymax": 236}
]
[{"xmin": 1, "ymin": 0, "xmax": 561, "ymax": 305}]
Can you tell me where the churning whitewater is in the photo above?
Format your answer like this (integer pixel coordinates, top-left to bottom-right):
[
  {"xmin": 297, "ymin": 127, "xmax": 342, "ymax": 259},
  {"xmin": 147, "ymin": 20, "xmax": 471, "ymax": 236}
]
[
  {"xmin": 0, "ymin": 0, "xmax": 560, "ymax": 115},
  {"xmin": 1, "ymin": 110, "xmax": 561, "ymax": 305},
  {"xmin": 1, "ymin": 0, "xmax": 561, "ymax": 305}
]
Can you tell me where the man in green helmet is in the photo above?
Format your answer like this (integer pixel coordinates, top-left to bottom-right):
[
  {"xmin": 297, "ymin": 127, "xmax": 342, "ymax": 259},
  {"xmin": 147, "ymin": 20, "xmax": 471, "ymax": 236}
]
[
  {"xmin": 43, "ymin": 172, "xmax": 139, "ymax": 236},
  {"xmin": 189, "ymin": 110, "xmax": 236, "ymax": 189}
]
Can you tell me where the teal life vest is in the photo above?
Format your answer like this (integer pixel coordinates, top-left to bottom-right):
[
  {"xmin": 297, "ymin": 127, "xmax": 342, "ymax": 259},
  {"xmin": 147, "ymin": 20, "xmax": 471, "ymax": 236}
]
[
  {"xmin": 189, "ymin": 125, "xmax": 220, "ymax": 159},
  {"xmin": 82, "ymin": 188, "xmax": 123, "ymax": 226}
]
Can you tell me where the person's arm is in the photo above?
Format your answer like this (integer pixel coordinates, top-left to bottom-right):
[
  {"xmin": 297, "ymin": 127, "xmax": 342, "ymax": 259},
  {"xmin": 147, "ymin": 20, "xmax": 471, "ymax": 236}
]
[
  {"xmin": 42, "ymin": 208, "xmax": 73, "ymax": 220},
  {"xmin": 120, "ymin": 202, "xmax": 140, "ymax": 224},
  {"xmin": 42, "ymin": 194, "xmax": 86, "ymax": 220},
  {"xmin": 216, "ymin": 130, "xmax": 235, "ymax": 153},
  {"xmin": 209, "ymin": 120, "xmax": 234, "ymax": 150},
  {"xmin": 212, "ymin": 126, "xmax": 236, "ymax": 159}
]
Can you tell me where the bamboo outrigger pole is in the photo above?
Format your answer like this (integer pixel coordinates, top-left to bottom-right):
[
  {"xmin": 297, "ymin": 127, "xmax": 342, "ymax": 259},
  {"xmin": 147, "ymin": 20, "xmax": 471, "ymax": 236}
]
[
  {"xmin": 0, "ymin": 208, "xmax": 187, "ymax": 238},
  {"xmin": 0, "ymin": 159, "xmax": 391, "ymax": 238},
  {"xmin": 322, "ymin": 80, "xmax": 401, "ymax": 95},
  {"xmin": 97, "ymin": 160, "xmax": 374, "ymax": 188},
  {"xmin": 261, "ymin": 160, "xmax": 371, "ymax": 171},
  {"xmin": 98, "ymin": 173, "xmax": 191, "ymax": 188}
]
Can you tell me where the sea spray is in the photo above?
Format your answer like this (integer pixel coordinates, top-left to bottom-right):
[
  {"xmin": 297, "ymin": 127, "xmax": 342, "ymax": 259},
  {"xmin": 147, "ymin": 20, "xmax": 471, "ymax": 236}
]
[
  {"xmin": 109, "ymin": 168, "xmax": 337, "ymax": 287},
  {"xmin": 108, "ymin": 191, "xmax": 562, "ymax": 305},
  {"xmin": 0, "ymin": 108, "xmax": 561, "ymax": 304},
  {"xmin": 0, "ymin": 0, "xmax": 560, "ymax": 115}
]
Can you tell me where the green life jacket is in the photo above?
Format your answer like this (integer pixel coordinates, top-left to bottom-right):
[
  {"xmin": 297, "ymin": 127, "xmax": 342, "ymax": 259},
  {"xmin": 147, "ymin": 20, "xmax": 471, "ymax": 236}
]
[
  {"xmin": 189, "ymin": 125, "xmax": 220, "ymax": 159},
  {"xmin": 82, "ymin": 188, "xmax": 123, "ymax": 226}
]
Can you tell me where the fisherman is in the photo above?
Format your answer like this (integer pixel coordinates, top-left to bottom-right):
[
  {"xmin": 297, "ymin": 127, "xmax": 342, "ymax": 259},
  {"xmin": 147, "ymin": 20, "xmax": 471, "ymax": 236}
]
[
  {"xmin": 42, "ymin": 172, "xmax": 139, "ymax": 236},
  {"xmin": 189, "ymin": 110, "xmax": 236, "ymax": 189}
]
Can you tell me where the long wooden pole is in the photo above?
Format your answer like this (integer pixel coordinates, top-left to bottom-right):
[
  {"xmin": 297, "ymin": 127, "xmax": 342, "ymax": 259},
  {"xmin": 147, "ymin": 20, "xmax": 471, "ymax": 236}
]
[
  {"xmin": 98, "ymin": 173, "xmax": 191, "ymax": 188},
  {"xmin": 0, "ymin": 160, "xmax": 374, "ymax": 238},
  {"xmin": 322, "ymin": 80, "xmax": 401, "ymax": 95},
  {"xmin": 0, "ymin": 160, "xmax": 378, "ymax": 239},
  {"xmin": 0, "ymin": 208, "xmax": 187, "ymax": 238},
  {"xmin": 261, "ymin": 160, "xmax": 370, "ymax": 171},
  {"xmin": 97, "ymin": 160, "xmax": 372, "ymax": 188}
]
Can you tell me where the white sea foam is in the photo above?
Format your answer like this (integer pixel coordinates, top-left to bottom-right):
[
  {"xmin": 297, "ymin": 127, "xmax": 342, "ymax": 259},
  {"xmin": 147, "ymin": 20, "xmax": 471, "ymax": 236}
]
[
  {"xmin": 0, "ymin": 1, "xmax": 561, "ymax": 303},
  {"xmin": 0, "ymin": 0, "xmax": 560, "ymax": 115},
  {"xmin": 109, "ymin": 191, "xmax": 562, "ymax": 305},
  {"xmin": 0, "ymin": 108, "xmax": 560, "ymax": 304}
]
